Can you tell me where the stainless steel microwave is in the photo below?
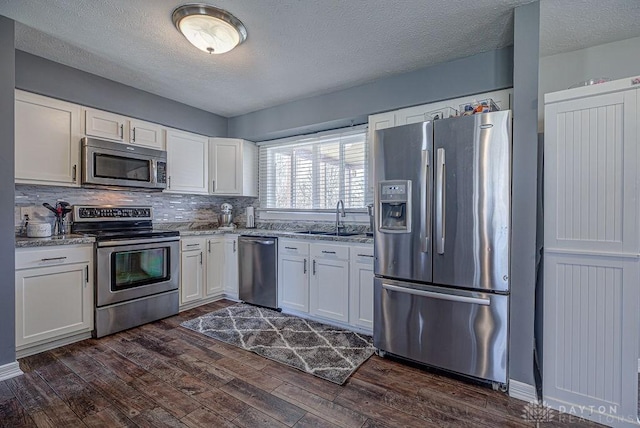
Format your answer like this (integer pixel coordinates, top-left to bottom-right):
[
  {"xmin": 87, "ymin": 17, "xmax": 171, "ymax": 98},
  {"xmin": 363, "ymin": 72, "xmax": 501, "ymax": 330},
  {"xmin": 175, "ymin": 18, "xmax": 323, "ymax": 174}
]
[{"xmin": 81, "ymin": 137, "xmax": 167, "ymax": 190}]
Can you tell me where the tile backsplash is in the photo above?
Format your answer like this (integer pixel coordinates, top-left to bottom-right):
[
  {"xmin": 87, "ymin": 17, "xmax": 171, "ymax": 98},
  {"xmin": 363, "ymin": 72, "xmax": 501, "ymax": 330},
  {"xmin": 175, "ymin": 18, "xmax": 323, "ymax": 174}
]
[{"xmin": 15, "ymin": 184, "xmax": 259, "ymax": 229}]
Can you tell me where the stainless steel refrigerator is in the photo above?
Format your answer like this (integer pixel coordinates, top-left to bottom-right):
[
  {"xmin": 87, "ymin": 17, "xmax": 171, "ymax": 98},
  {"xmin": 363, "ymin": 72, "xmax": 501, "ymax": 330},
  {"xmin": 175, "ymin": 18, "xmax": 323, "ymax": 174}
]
[{"xmin": 373, "ymin": 110, "xmax": 511, "ymax": 388}]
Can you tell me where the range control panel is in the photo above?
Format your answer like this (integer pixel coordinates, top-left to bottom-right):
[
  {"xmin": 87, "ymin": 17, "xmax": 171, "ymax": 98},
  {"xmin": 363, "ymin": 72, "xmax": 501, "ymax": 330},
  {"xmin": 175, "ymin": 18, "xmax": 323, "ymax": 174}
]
[{"xmin": 73, "ymin": 206, "xmax": 153, "ymax": 222}]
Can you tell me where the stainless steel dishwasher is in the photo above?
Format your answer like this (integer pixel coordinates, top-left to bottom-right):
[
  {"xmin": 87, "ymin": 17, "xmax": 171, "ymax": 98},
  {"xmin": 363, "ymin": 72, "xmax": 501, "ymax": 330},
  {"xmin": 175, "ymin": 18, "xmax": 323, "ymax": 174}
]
[{"xmin": 238, "ymin": 236, "xmax": 278, "ymax": 309}]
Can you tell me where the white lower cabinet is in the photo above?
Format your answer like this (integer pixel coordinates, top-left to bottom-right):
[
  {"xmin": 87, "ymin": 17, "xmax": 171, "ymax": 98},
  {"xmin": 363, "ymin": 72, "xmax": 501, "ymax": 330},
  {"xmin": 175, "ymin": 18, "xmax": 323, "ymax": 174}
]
[
  {"xmin": 15, "ymin": 245, "xmax": 93, "ymax": 356},
  {"xmin": 224, "ymin": 235, "xmax": 239, "ymax": 299},
  {"xmin": 278, "ymin": 240, "xmax": 310, "ymax": 313},
  {"xmin": 179, "ymin": 234, "xmax": 239, "ymax": 309},
  {"xmin": 349, "ymin": 246, "xmax": 375, "ymax": 330},
  {"xmin": 206, "ymin": 237, "xmax": 225, "ymax": 296},
  {"xmin": 180, "ymin": 238, "xmax": 205, "ymax": 305},
  {"xmin": 310, "ymin": 244, "xmax": 350, "ymax": 323},
  {"xmin": 278, "ymin": 239, "xmax": 373, "ymax": 331}
]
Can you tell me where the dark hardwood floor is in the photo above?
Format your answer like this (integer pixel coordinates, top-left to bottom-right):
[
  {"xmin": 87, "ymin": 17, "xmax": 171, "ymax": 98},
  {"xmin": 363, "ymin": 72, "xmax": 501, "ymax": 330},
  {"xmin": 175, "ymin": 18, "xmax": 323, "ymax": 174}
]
[{"xmin": 1, "ymin": 300, "xmax": 602, "ymax": 427}]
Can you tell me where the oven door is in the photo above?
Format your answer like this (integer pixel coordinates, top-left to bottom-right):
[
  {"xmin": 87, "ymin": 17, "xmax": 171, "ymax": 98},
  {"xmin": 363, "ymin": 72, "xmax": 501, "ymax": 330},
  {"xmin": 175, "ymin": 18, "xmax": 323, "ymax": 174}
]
[{"xmin": 96, "ymin": 237, "xmax": 179, "ymax": 307}]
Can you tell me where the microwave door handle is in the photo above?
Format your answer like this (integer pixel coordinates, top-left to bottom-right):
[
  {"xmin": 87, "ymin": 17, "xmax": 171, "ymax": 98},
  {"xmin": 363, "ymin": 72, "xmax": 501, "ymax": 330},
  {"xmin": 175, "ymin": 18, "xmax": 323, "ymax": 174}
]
[{"xmin": 151, "ymin": 160, "xmax": 158, "ymax": 184}]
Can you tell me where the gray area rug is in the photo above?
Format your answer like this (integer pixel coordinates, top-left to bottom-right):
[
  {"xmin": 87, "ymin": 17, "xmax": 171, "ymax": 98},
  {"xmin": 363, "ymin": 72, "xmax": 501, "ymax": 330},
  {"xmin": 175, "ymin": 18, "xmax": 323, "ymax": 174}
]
[{"xmin": 180, "ymin": 303, "xmax": 375, "ymax": 384}]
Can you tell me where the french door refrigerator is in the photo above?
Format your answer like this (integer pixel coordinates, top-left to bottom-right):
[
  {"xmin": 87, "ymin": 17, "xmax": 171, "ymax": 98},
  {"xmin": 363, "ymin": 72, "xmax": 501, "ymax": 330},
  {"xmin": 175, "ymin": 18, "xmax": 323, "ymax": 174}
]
[{"xmin": 373, "ymin": 110, "xmax": 511, "ymax": 387}]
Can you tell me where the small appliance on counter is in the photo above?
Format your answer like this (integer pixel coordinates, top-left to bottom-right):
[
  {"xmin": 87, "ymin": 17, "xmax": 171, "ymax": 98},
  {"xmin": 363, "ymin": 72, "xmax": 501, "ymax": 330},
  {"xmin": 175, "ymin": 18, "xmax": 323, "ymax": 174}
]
[
  {"xmin": 26, "ymin": 221, "xmax": 52, "ymax": 238},
  {"xmin": 218, "ymin": 203, "xmax": 236, "ymax": 231},
  {"xmin": 246, "ymin": 206, "xmax": 255, "ymax": 228}
]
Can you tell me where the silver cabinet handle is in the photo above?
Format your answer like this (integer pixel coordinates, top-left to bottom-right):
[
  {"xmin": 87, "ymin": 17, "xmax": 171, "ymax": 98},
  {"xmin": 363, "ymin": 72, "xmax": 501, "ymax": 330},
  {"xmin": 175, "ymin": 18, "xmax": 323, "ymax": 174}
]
[
  {"xmin": 303, "ymin": 258, "xmax": 307, "ymax": 274},
  {"xmin": 233, "ymin": 241, "xmax": 236, "ymax": 253},
  {"xmin": 312, "ymin": 259, "xmax": 316, "ymax": 275},
  {"xmin": 85, "ymin": 265, "xmax": 89, "ymax": 285},
  {"xmin": 168, "ymin": 176, "xmax": 171, "ymax": 189},
  {"xmin": 435, "ymin": 148, "xmax": 445, "ymax": 254},
  {"xmin": 420, "ymin": 149, "xmax": 430, "ymax": 253},
  {"xmin": 186, "ymin": 243, "xmax": 199, "ymax": 247},
  {"xmin": 357, "ymin": 254, "xmax": 374, "ymax": 258},
  {"xmin": 382, "ymin": 283, "xmax": 490, "ymax": 306},
  {"xmin": 119, "ymin": 124, "xmax": 124, "ymax": 139},
  {"xmin": 132, "ymin": 127, "xmax": 136, "ymax": 142},
  {"xmin": 41, "ymin": 257, "xmax": 67, "ymax": 262},
  {"xmin": 199, "ymin": 252, "xmax": 203, "ymax": 264},
  {"xmin": 212, "ymin": 180, "xmax": 216, "ymax": 192},
  {"xmin": 284, "ymin": 246, "xmax": 298, "ymax": 250},
  {"xmin": 208, "ymin": 241, "xmax": 211, "ymax": 253},
  {"xmin": 72, "ymin": 165, "xmax": 77, "ymax": 182},
  {"xmin": 321, "ymin": 250, "xmax": 336, "ymax": 254}
]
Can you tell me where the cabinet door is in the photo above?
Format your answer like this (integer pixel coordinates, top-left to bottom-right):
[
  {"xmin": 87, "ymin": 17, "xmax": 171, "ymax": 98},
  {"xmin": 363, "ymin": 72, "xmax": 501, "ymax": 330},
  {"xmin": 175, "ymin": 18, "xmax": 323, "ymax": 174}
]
[
  {"xmin": 166, "ymin": 129, "xmax": 209, "ymax": 194},
  {"xmin": 15, "ymin": 91, "xmax": 81, "ymax": 186},
  {"xmin": 129, "ymin": 119, "xmax": 165, "ymax": 149},
  {"xmin": 181, "ymin": 250, "xmax": 204, "ymax": 304},
  {"xmin": 206, "ymin": 237, "xmax": 225, "ymax": 296},
  {"xmin": 210, "ymin": 138, "xmax": 242, "ymax": 195},
  {"xmin": 224, "ymin": 237, "xmax": 239, "ymax": 299},
  {"xmin": 310, "ymin": 256, "xmax": 349, "ymax": 323},
  {"xmin": 84, "ymin": 108, "xmax": 127, "ymax": 142},
  {"xmin": 349, "ymin": 248, "xmax": 374, "ymax": 330},
  {"xmin": 278, "ymin": 241, "xmax": 310, "ymax": 313},
  {"xmin": 16, "ymin": 262, "xmax": 93, "ymax": 348}
]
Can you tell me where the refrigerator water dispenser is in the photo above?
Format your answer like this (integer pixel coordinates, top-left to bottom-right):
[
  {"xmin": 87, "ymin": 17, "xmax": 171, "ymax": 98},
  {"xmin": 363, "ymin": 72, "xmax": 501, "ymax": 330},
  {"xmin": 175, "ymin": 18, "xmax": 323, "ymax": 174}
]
[{"xmin": 379, "ymin": 180, "xmax": 411, "ymax": 233}]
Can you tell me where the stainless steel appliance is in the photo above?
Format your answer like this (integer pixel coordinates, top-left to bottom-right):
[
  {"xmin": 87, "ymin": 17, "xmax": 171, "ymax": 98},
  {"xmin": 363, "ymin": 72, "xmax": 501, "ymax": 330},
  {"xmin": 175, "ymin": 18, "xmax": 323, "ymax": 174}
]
[
  {"xmin": 71, "ymin": 205, "xmax": 180, "ymax": 338},
  {"xmin": 218, "ymin": 203, "xmax": 235, "ymax": 231},
  {"xmin": 373, "ymin": 111, "xmax": 511, "ymax": 388},
  {"xmin": 81, "ymin": 137, "xmax": 167, "ymax": 190},
  {"xmin": 238, "ymin": 236, "xmax": 278, "ymax": 309}
]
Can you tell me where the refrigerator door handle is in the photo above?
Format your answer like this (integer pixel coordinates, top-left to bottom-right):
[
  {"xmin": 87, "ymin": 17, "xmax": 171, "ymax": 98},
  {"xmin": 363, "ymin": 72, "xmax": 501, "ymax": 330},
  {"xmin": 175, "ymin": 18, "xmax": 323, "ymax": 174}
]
[
  {"xmin": 435, "ymin": 148, "xmax": 446, "ymax": 254},
  {"xmin": 420, "ymin": 149, "xmax": 430, "ymax": 253},
  {"xmin": 382, "ymin": 283, "xmax": 490, "ymax": 306}
]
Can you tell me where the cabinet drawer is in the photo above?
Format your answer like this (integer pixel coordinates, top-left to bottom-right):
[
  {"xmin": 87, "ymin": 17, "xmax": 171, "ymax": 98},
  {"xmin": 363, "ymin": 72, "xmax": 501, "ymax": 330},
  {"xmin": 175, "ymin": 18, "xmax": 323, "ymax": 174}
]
[
  {"xmin": 311, "ymin": 243, "xmax": 349, "ymax": 261},
  {"xmin": 352, "ymin": 246, "xmax": 374, "ymax": 264},
  {"xmin": 16, "ymin": 246, "xmax": 92, "ymax": 270},
  {"xmin": 181, "ymin": 238, "xmax": 204, "ymax": 251},
  {"xmin": 280, "ymin": 240, "xmax": 309, "ymax": 257}
]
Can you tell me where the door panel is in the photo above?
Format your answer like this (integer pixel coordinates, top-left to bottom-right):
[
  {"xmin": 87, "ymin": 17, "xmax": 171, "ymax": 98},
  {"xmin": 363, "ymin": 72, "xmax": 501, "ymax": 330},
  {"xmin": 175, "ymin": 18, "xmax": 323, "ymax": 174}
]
[
  {"xmin": 373, "ymin": 121, "xmax": 433, "ymax": 283},
  {"xmin": 433, "ymin": 111, "xmax": 511, "ymax": 292},
  {"xmin": 373, "ymin": 277, "xmax": 508, "ymax": 384}
]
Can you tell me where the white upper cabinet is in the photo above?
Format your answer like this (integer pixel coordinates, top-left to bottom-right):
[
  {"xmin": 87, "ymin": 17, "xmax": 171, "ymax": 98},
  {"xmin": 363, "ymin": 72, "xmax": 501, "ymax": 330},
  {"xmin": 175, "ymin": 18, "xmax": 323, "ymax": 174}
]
[
  {"xmin": 84, "ymin": 108, "xmax": 165, "ymax": 149},
  {"xmin": 166, "ymin": 128, "xmax": 209, "ymax": 194},
  {"xmin": 209, "ymin": 138, "xmax": 258, "ymax": 197},
  {"xmin": 15, "ymin": 90, "xmax": 82, "ymax": 187}
]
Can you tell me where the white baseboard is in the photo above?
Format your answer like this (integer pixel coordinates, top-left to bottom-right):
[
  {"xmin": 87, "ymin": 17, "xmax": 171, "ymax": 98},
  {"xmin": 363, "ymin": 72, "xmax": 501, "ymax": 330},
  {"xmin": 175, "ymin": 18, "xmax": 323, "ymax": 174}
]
[
  {"xmin": 509, "ymin": 379, "xmax": 537, "ymax": 402},
  {"xmin": 0, "ymin": 361, "xmax": 23, "ymax": 382}
]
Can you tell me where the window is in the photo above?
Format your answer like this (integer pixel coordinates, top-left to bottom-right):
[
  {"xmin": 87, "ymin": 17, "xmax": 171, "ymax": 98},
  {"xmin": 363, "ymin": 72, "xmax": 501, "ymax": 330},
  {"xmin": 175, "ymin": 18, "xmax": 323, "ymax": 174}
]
[{"xmin": 259, "ymin": 126, "xmax": 370, "ymax": 211}]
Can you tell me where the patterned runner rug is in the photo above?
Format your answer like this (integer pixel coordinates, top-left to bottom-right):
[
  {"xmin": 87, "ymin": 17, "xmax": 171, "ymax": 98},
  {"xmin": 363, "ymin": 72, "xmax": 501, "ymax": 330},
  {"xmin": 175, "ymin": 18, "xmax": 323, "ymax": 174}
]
[{"xmin": 180, "ymin": 303, "xmax": 375, "ymax": 384}]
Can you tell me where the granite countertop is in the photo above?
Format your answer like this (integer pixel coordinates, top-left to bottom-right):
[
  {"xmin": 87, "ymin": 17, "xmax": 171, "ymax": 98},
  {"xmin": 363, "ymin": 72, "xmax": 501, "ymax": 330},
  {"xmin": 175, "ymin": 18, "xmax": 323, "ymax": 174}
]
[
  {"xmin": 15, "ymin": 227, "xmax": 373, "ymax": 248},
  {"xmin": 15, "ymin": 234, "xmax": 95, "ymax": 248},
  {"xmin": 179, "ymin": 227, "xmax": 374, "ymax": 244}
]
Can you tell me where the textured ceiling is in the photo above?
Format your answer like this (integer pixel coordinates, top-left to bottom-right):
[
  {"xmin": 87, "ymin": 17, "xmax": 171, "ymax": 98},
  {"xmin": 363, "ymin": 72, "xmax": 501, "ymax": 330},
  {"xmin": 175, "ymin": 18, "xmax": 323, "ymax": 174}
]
[{"xmin": 0, "ymin": 0, "xmax": 637, "ymax": 117}]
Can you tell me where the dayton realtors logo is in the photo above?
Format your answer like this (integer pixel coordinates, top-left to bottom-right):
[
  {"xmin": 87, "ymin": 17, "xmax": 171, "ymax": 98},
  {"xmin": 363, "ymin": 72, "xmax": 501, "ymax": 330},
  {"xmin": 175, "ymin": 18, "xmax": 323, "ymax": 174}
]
[{"xmin": 522, "ymin": 400, "xmax": 554, "ymax": 426}]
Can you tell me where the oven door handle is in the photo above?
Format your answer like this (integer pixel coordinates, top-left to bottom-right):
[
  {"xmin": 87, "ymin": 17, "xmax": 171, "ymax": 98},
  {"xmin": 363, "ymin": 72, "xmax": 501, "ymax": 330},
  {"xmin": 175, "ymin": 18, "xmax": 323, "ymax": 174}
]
[{"xmin": 97, "ymin": 236, "xmax": 180, "ymax": 247}]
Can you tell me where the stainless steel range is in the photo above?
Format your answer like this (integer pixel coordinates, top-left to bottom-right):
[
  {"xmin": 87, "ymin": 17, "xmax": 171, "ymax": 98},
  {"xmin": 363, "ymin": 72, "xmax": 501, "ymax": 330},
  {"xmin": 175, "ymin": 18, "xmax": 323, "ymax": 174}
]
[{"xmin": 71, "ymin": 205, "xmax": 180, "ymax": 338}]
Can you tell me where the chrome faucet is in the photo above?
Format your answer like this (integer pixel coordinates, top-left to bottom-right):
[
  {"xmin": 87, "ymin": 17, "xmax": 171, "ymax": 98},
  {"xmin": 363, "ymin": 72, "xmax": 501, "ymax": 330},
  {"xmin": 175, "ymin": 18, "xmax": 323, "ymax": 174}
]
[{"xmin": 335, "ymin": 200, "xmax": 346, "ymax": 235}]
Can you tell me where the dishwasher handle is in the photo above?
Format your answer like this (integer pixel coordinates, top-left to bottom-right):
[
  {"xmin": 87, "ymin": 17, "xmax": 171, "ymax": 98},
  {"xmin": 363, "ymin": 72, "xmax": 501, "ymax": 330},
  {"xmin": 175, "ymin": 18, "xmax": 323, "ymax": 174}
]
[{"xmin": 240, "ymin": 237, "xmax": 276, "ymax": 246}]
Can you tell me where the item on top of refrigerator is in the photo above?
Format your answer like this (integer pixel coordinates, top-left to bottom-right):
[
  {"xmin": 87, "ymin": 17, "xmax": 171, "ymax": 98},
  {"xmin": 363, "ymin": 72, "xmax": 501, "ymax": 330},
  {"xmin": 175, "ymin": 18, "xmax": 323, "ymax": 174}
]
[
  {"xmin": 568, "ymin": 77, "xmax": 611, "ymax": 89},
  {"xmin": 426, "ymin": 107, "xmax": 459, "ymax": 121},
  {"xmin": 459, "ymin": 98, "xmax": 499, "ymax": 115}
]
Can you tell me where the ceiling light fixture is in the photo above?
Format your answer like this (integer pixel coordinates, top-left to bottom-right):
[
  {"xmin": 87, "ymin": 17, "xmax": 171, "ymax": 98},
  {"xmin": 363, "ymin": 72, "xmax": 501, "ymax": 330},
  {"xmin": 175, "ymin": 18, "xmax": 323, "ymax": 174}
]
[{"xmin": 172, "ymin": 4, "xmax": 247, "ymax": 55}]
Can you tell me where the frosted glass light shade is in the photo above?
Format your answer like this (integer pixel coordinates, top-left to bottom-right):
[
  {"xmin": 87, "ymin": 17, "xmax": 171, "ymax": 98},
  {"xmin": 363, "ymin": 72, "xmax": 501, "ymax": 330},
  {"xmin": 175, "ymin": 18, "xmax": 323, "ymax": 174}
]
[{"xmin": 173, "ymin": 4, "xmax": 247, "ymax": 55}]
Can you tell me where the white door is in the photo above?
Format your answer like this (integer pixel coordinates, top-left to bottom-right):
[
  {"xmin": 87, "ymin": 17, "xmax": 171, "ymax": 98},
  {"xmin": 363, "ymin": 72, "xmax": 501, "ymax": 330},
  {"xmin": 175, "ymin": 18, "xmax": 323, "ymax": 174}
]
[
  {"xmin": 16, "ymin": 262, "xmax": 93, "ymax": 347},
  {"xmin": 15, "ymin": 91, "xmax": 81, "ymax": 186},
  {"xmin": 278, "ymin": 241, "xmax": 309, "ymax": 313},
  {"xmin": 84, "ymin": 108, "xmax": 127, "ymax": 142},
  {"xmin": 181, "ymin": 250, "xmax": 203, "ymax": 304},
  {"xmin": 310, "ymin": 252, "xmax": 349, "ymax": 323},
  {"xmin": 349, "ymin": 248, "xmax": 374, "ymax": 330},
  {"xmin": 210, "ymin": 138, "xmax": 242, "ymax": 195},
  {"xmin": 206, "ymin": 237, "xmax": 225, "ymax": 296},
  {"xmin": 129, "ymin": 119, "xmax": 165, "ymax": 149},
  {"xmin": 224, "ymin": 237, "xmax": 239, "ymax": 299},
  {"xmin": 166, "ymin": 129, "xmax": 209, "ymax": 194}
]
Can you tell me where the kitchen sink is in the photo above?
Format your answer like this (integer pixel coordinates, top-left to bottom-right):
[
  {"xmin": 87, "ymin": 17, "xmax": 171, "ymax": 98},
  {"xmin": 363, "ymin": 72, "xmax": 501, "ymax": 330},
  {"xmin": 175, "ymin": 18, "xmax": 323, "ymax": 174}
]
[{"xmin": 294, "ymin": 230, "xmax": 362, "ymax": 237}]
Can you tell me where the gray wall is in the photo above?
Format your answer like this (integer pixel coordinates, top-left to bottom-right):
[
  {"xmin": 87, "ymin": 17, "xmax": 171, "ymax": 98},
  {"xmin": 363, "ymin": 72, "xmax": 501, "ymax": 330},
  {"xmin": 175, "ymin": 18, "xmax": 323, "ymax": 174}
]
[
  {"xmin": 509, "ymin": 1, "xmax": 540, "ymax": 388},
  {"xmin": 15, "ymin": 51, "xmax": 228, "ymax": 137},
  {"xmin": 0, "ymin": 16, "xmax": 16, "ymax": 366},
  {"xmin": 229, "ymin": 47, "xmax": 514, "ymax": 141}
]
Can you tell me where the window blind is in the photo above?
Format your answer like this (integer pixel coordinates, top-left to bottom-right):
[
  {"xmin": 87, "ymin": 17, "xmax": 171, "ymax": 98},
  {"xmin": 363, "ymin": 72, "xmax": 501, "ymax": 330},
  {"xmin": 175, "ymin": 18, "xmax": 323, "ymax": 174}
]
[{"xmin": 259, "ymin": 126, "xmax": 370, "ymax": 210}]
